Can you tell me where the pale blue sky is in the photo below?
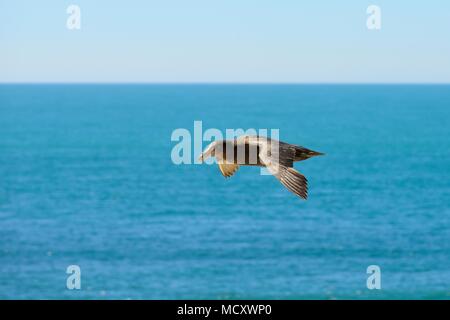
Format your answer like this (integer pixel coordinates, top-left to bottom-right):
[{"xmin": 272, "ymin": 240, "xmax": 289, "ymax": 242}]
[{"xmin": 1, "ymin": 0, "xmax": 449, "ymax": 83}]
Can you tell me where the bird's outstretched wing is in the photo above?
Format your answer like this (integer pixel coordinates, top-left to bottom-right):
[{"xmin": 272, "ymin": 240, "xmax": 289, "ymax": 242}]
[
  {"xmin": 258, "ymin": 140, "xmax": 308, "ymax": 199},
  {"xmin": 272, "ymin": 166, "xmax": 308, "ymax": 199},
  {"xmin": 218, "ymin": 163, "xmax": 239, "ymax": 178}
]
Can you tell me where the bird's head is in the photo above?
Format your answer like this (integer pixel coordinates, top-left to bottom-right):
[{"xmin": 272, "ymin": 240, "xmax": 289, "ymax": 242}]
[{"xmin": 198, "ymin": 141, "xmax": 218, "ymax": 163}]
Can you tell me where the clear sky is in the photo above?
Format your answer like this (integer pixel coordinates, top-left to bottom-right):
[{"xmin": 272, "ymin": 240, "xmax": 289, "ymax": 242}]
[{"xmin": 1, "ymin": 0, "xmax": 449, "ymax": 83}]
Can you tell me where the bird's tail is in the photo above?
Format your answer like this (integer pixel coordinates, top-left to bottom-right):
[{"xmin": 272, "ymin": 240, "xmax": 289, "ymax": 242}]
[{"xmin": 294, "ymin": 146, "xmax": 324, "ymax": 162}]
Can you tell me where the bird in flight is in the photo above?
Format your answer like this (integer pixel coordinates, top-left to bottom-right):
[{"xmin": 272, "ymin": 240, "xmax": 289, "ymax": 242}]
[{"xmin": 198, "ymin": 135, "xmax": 323, "ymax": 199}]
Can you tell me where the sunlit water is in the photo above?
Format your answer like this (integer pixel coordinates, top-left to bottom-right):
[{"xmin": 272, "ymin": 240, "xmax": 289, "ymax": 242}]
[{"xmin": 1, "ymin": 84, "xmax": 449, "ymax": 299}]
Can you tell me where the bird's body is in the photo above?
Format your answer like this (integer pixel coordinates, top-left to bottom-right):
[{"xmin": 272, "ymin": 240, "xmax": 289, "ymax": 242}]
[{"xmin": 198, "ymin": 135, "xmax": 323, "ymax": 199}]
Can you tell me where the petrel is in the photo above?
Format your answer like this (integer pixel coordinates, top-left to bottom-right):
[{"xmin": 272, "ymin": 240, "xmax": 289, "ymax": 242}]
[{"xmin": 198, "ymin": 135, "xmax": 323, "ymax": 199}]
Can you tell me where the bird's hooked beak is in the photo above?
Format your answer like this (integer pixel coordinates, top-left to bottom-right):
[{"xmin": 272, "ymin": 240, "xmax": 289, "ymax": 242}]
[{"xmin": 198, "ymin": 153, "xmax": 204, "ymax": 163}]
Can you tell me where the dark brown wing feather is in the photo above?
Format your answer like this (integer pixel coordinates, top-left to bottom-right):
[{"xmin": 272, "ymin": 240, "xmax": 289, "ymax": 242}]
[
  {"xmin": 276, "ymin": 166, "xmax": 308, "ymax": 199},
  {"xmin": 257, "ymin": 141, "xmax": 308, "ymax": 199}
]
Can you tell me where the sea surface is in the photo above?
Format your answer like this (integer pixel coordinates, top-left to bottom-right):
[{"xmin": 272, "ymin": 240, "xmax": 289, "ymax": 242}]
[{"xmin": 0, "ymin": 84, "xmax": 449, "ymax": 299}]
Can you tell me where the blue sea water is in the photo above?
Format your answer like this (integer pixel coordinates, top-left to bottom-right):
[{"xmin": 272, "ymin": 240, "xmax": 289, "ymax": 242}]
[{"xmin": 0, "ymin": 84, "xmax": 449, "ymax": 299}]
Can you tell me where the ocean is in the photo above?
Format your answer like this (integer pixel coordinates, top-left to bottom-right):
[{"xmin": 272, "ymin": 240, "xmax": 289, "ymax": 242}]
[{"xmin": 0, "ymin": 84, "xmax": 449, "ymax": 299}]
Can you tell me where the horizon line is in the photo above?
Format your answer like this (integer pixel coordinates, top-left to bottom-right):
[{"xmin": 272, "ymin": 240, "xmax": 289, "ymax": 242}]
[{"xmin": 1, "ymin": 82, "xmax": 450, "ymax": 85}]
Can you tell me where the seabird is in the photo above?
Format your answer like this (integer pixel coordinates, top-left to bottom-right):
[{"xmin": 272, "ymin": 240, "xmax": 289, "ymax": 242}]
[{"xmin": 198, "ymin": 135, "xmax": 323, "ymax": 199}]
